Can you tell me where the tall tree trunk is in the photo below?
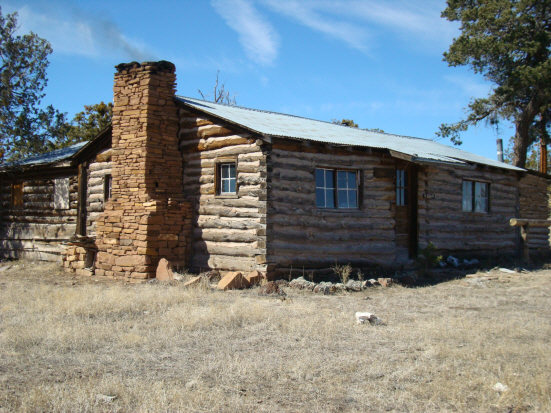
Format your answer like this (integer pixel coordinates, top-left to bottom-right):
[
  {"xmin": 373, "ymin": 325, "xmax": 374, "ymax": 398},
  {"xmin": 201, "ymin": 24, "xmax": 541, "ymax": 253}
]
[{"xmin": 512, "ymin": 96, "xmax": 541, "ymax": 168}]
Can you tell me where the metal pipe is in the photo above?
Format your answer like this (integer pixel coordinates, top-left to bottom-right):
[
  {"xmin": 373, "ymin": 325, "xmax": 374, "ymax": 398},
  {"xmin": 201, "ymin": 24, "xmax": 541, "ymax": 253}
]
[{"xmin": 496, "ymin": 138, "xmax": 504, "ymax": 162}]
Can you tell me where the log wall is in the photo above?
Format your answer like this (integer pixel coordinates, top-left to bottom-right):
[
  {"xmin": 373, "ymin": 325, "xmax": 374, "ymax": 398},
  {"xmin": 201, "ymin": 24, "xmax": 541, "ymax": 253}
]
[
  {"xmin": 0, "ymin": 172, "xmax": 78, "ymax": 261},
  {"xmin": 179, "ymin": 108, "xmax": 267, "ymax": 273},
  {"xmin": 518, "ymin": 173, "xmax": 551, "ymax": 250},
  {"xmin": 86, "ymin": 149, "xmax": 112, "ymax": 237},
  {"xmin": 266, "ymin": 140, "xmax": 396, "ymax": 275},
  {"xmin": 417, "ymin": 164, "xmax": 519, "ymax": 256}
]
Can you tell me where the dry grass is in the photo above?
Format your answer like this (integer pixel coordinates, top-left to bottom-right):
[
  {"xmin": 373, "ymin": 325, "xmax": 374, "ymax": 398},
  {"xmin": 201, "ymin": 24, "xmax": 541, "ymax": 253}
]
[{"xmin": 0, "ymin": 261, "xmax": 550, "ymax": 412}]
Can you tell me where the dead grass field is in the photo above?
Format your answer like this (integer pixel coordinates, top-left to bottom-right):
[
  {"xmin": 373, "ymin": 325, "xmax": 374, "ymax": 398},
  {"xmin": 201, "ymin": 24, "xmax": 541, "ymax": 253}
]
[{"xmin": 0, "ymin": 261, "xmax": 550, "ymax": 412}]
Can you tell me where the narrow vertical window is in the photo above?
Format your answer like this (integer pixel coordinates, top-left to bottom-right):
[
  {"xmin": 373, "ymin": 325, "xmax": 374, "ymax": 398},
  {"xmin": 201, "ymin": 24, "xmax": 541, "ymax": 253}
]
[
  {"xmin": 474, "ymin": 182, "xmax": 489, "ymax": 213},
  {"xmin": 462, "ymin": 181, "xmax": 473, "ymax": 211},
  {"xmin": 315, "ymin": 168, "xmax": 335, "ymax": 208},
  {"xmin": 396, "ymin": 169, "xmax": 407, "ymax": 206},
  {"xmin": 104, "ymin": 174, "xmax": 112, "ymax": 202},
  {"xmin": 11, "ymin": 182, "xmax": 23, "ymax": 208},
  {"xmin": 337, "ymin": 171, "xmax": 358, "ymax": 208},
  {"xmin": 54, "ymin": 178, "xmax": 70, "ymax": 210},
  {"xmin": 219, "ymin": 163, "xmax": 236, "ymax": 195}
]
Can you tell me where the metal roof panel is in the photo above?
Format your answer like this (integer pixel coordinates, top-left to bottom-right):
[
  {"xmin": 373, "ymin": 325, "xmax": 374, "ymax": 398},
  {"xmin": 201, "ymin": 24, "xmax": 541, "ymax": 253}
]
[{"xmin": 177, "ymin": 96, "xmax": 523, "ymax": 172}]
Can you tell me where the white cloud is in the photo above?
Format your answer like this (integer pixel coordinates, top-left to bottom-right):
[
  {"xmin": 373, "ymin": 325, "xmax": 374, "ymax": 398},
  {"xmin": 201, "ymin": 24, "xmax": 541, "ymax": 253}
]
[
  {"xmin": 444, "ymin": 74, "xmax": 493, "ymax": 98},
  {"xmin": 261, "ymin": 0, "xmax": 370, "ymax": 52},
  {"xmin": 9, "ymin": 4, "xmax": 152, "ymax": 60},
  {"xmin": 260, "ymin": 0, "xmax": 457, "ymax": 53},
  {"xmin": 211, "ymin": 0, "xmax": 279, "ymax": 65},
  {"xmin": 329, "ymin": 0, "xmax": 456, "ymax": 42}
]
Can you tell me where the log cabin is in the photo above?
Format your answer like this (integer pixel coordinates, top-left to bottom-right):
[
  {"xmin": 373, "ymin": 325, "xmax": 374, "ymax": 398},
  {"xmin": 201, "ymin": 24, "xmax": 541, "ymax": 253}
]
[{"xmin": 1, "ymin": 60, "xmax": 549, "ymax": 279}]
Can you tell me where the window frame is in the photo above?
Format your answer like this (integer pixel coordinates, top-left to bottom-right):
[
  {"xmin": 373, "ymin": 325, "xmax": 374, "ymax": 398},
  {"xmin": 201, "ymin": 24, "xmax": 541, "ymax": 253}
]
[
  {"xmin": 215, "ymin": 157, "xmax": 238, "ymax": 198},
  {"xmin": 54, "ymin": 177, "xmax": 71, "ymax": 210},
  {"xmin": 104, "ymin": 174, "xmax": 112, "ymax": 202},
  {"xmin": 396, "ymin": 168, "xmax": 408, "ymax": 207},
  {"xmin": 462, "ymin": 179, "xmax": 490, "ymax": 213},
  {"xmin": 315, "ymin": 167, "xmax": 360, "ymax": 210}
]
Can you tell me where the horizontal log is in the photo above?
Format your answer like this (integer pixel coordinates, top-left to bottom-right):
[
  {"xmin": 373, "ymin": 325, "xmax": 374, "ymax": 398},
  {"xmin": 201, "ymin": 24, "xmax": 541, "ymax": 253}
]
[
  {"xmin": 510, "ymin": 218, "xmax": 551, "ymax": 227},
  {"xmin": 193, "ymin": 228, "xmax": 259, "ymax": 243},
  {"xmin": 193, "ymin": 241, "xmax": 261, "ymax": 257},
  {"xmin": 196, "ymin": 216, "xmax": 263, "ymax": 230},
  {"xmin": 197, "ymin": 205, "xmax": 261, "ymax": 218},
  {"xmin": 0, "ymin": 222, "xmax": 76, "ymax": 240},
  {"xmin": 190, "ymin": 254, "xmax": 257, "ymax": 272}
]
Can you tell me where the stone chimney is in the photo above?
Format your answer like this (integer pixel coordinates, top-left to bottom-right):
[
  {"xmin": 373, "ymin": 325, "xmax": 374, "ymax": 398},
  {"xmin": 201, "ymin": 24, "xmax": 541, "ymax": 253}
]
[{"xmin": 94, "ymin": 61, "xmax": 192, "ymax": 279}]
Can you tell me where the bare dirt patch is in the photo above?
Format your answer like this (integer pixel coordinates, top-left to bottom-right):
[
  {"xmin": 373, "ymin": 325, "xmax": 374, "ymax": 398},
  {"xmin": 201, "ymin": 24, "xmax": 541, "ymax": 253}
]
[{"xmin": 0, "ymin": 261, "xmax": 550, "ymax": 412}]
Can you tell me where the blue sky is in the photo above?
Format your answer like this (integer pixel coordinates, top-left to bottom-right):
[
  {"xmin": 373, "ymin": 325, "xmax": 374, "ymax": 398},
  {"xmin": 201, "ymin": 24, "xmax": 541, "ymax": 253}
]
[{"xmin": 4, "ymin": 0, "xmax": 512, "ymax": 160}]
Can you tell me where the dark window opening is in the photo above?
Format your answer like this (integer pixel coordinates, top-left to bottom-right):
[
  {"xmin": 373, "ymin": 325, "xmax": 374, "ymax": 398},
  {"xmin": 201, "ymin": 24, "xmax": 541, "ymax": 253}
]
[
  {"xmin": 315, "ymin": 168, "xmax": 359, "ymax": 209},
  {"xmin": 104, "ymin": 174, "xmax": 112, "ymax": 202},
  {"xmin": 462, "ymin": 180, "xmax": 489, "ymax": 212},
  {"xmin": 396, "ymin": 169, "xmax": 408, "ymax": 206}
]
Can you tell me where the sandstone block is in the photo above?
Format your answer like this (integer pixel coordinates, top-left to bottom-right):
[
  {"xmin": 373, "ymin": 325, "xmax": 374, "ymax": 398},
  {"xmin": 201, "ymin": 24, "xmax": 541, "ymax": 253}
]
[
  {"xmin": 377, "ymin": 278, "xmax": 393, "ymax": 288},
  {"xmin": 245, "ymin": 270, "xmax": 265, "ymax": 286},
  {"xmin": 115, "ymin": 255, "xmax": 146, "ymax": 267},
  {"xmin": 156, "ymin": 258, "xmax": 174, "ymax": 281},
  {"xmin": 183, "ymin": 276, "xmax": 202, "ymax": 288},
  {"xmin": 217, "ymin": 272, "xmax": 250, "ymax": 291}
]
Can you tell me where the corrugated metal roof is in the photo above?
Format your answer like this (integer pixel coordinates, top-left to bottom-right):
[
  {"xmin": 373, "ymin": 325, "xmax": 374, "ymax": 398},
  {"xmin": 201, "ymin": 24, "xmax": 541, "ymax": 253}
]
[
  {"xmin": 177, "ymin": 96, "xmax": 523, "ymax": 172},
  {"xmin": 0, "ymin": 142, "xmax": 87, "ymax": 169}
]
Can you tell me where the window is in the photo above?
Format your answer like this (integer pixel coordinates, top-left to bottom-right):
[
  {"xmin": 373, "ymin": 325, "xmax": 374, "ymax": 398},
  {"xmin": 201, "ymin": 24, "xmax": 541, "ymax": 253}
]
[
  {"xmin": 462, "ymin": 180, "xmax": 489, "ymax": 212},
  {"xmin": 104, "ymin": 174, "xmax": 112, "ymax": 202},
  {"xmin": 315, "ymin": 168, "xmax": 359, "ymax": 209},
  {"xmin": 11, "ymin": 182, "xmax": 23, "ymax": 208},
  {"xmin": 396, "ymin": 169, "xmax": 407, "ymax": 206},
  {"xmin": 54, "ymin": 178, "xmax": 70, "ymax": 210},
  {"xmin": 218, "ymin": 163, "xmax": 236, "ymax": 195}
]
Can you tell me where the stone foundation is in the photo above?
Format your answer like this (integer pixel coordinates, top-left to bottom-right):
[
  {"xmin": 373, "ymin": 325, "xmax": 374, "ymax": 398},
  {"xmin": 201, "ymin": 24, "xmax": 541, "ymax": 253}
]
[{"xmin": 62, "ymin": 237, "xmax": 97, "ymax": 276}]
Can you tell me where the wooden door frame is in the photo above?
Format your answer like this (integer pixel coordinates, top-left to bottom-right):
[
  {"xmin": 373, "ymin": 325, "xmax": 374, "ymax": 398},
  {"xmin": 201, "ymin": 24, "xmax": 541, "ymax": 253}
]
[{"xmin": 407, "ymin": 164, "xmax": 418, "ymax": 258}]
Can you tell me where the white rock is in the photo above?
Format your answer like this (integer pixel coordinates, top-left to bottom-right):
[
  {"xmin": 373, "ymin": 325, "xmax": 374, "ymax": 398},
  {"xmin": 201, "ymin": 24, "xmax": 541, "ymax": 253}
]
[
  {"xmin": 185, "ymin": 380, "xmax": 198, "ymax": 390},
  {"xmin": 493, "ymin": 382, "xmax": 509, "ymax": 393},
  {"xmin": 96, "ymin": 394, "xmax": 117, "ymax": 403},
  {"xmin": 499, "ymin": 267, "xmax": 516, "ymax": 274}
]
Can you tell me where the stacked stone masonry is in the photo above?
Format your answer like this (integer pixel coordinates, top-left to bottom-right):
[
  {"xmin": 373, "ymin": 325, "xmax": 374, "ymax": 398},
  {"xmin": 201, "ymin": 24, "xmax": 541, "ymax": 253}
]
[{"xmin": 94, "ymin": 61, "xmax": 192, "ymax": 279}]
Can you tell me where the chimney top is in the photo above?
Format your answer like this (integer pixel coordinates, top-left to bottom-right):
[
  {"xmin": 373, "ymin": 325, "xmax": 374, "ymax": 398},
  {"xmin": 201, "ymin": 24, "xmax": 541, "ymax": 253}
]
[{"xmin": 115, "ymin": 60, "xmax": 175, "ymax": 74}]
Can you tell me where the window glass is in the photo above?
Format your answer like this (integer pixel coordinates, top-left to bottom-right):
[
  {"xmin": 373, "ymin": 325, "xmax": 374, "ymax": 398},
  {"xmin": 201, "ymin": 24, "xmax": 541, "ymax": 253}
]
[
  {"xmin": 462, "ymin": 181, "xmax": 473, "ymax": 211},
  {"xmin": 316, "ymin": 168, "xmax": 359, "ymax": 209},
  {"xmin": 396, "ymin": 169, "xmax": 407, "ymax": 206},
  {"xmin": 54, "ymin": 178, "xmax": 70, "ymax": 210},
  {"xmin": 104, "ymin": 174, "xmax": 112, "ymax": 202},
  {"xmin": 315, "ymin": 168, "xmax": 335, "ymax": 208},
  {"xmin": 338, "ymin": 171, "xmax": 358, "ymax": 209},
  {"xmin": 474, "ymin": 182, "xmax": 488, "ymax": 212},
  {"xmin": 219, "ymin": 163, "xmax": 237, "ymax": 195}
]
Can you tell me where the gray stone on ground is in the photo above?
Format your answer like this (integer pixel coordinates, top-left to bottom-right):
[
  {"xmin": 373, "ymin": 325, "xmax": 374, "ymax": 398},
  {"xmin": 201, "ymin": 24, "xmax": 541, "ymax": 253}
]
[
  {"xmin": 355, "ymin": 312, "xmax": 385, "ymax": 326},
  {"xmin": 258, "ymin": 281, "xmax": 286, "ymax": 296},
  {"xmin": 345, "ymin": 280, "xmax": 365, "ymax": 291},
  {"xmin": 313, "ymin": 282, "xmax": 335, "ymax": 294},
  {"xmin": 289, "ymin": 276, "xmax": 316, "ymax": 291}
]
